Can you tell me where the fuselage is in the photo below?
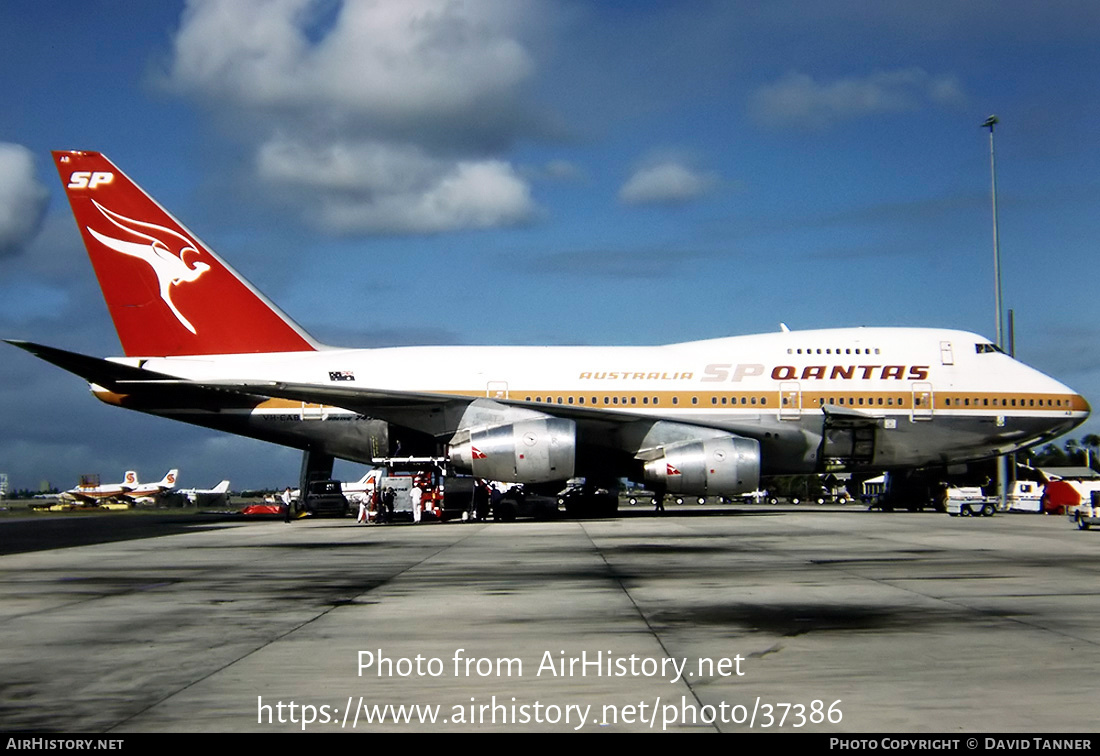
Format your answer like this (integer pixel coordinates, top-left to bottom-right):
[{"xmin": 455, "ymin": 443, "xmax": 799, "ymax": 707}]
[{"xmin": 98, "ymin": 326, "xmax": 1088, "ymax": 476}]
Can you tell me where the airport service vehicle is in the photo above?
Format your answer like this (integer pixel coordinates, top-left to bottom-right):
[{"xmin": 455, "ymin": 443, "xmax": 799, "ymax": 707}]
[
  {"xmin": 348, "ymin": 462, "xmax": 455, "ymax": 522},
  {"xmin": 944, "ymin": 486, "xmax": 997, "ymax": 517},
  {"xmin": 301, "ymin": 479, "xmax": 349, "ymax": 517},
  {"xmin": 347, "ymin": 461, "xmax": 497, "ymax": 522},
  {"xmin": 1070, "ymin": 492, "xmax": 1100, "ymax": 530},
  {"xmin": 1005, "ymin": 480, "xmax": 1043, "ymax": 512},
  {"xmin": 556, "ymin": 484, "xmax": 613, "ymax": 517},
  {"xmin": 7, "ymin": 151, "xmax": 1091, "ymax": 516}
]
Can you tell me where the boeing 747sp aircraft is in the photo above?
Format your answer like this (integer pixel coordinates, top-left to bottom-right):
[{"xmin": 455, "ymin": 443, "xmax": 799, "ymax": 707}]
[{"xmin": 7, "ymin": 151, "xmax": 1090, "ymax": 511}]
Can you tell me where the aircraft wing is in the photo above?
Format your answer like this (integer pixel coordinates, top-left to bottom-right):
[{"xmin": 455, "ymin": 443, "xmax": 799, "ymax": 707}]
[
  {"xmin": 8, "ymin": 341, "xmax": 716, "ymax": 444},
  {"xmin": 182, "ymin": 377, "xmax": 660, "ymax": 435}
]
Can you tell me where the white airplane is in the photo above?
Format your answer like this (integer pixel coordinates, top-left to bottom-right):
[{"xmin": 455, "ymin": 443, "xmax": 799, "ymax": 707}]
[
  {"xmin": 178, "ymin": 480, "xmax": 231, "ymax": 507},
  {"xmin": 7, "ymin": 151, "xmax": 1091, "ymax": 513},
  {"xmin": 341, "ymin": 471, "xmax": 381, "ymax": 505},
  {"xmin": 61, "ymin": 469, "xmax": 179, "ymax": 505}
]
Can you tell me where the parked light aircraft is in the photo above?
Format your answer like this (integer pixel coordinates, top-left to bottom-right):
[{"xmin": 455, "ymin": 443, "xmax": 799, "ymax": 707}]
[
  {"xmin": 7, "ymin": 151, "xmax": 1091, "ymax": 512},
  {"xmin": 178, "ymin": 480, "xmax": 231, "ymax": 507},
  {"xmin": 62, "ymin": 468, "xmax": 179, "ymax": 505},
  {"xmin": 341, "ymin": 471, "xmax": 379, "ymax": 506}
]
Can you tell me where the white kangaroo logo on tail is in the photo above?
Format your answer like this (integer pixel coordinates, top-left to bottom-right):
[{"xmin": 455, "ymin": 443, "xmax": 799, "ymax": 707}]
[{"xmin": 86, "ymin": 201, "xmax": 211, "ymax": 334}]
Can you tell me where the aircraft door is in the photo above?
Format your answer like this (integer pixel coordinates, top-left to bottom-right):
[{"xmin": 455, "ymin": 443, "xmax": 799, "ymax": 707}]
[
  {"xmin": 940, "ymin": 341, "xmax": 954, "ymax": 365},
  {"xmin": 911, "ymin": 383, "xmax": 933, "ymax": 421},
  {"xmin": 300, "ymin": 402, "xmax": 329, "ymax": 421},
  {"xmin": 779, "ymin": 382, "xmax": 801, "ymax": 420},
  {"xmin": 486, "ymin": 381, "xmax": 509, "ymax": 399}
]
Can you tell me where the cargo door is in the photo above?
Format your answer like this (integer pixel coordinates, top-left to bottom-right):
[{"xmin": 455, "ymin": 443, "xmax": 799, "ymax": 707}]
[{"xmin": 820, "ymin": 411, "xmax": 877, "ymax": 471}]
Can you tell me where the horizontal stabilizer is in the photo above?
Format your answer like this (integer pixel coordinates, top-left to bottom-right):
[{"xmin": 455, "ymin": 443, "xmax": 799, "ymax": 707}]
[
  {"xmin": 5, "ymin": 340, "xmax": 269, "ymax": 409},
  {"xmin": 4, "ymin": 340, "xmax": 176, "ymax": 390}
]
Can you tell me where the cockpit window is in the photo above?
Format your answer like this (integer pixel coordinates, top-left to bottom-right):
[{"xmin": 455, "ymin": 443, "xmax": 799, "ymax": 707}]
[{"xmin": 975, "ymin": 343, "xmax": 1004, "ymax": 354}]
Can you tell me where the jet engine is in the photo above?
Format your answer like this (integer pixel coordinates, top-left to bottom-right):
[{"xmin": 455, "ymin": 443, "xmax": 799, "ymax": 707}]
[
  {"xmin": 642, "ymin": 434, "xmax": 760, "ymax": 495},
  {"xmin": 449, "ymin": 417, "xmax": 576, "ymax": 483}
]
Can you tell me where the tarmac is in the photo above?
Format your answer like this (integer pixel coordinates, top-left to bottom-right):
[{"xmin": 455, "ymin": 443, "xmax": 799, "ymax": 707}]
[{"xmin": 1, "ymin": 505, "xmax": 1097, "ymax": 733}]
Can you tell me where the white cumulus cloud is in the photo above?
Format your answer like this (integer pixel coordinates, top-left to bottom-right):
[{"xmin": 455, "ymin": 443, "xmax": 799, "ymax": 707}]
[
  {"xmin": 170, "ymin": 0, "xmax": 535, "ymax": 128},
  {"xmin": 0, "ymin": 143, "xmax": 49, "ymax": 257},
  {"xmin": 166, "ymin": 0, "xmax": 544, "ymax": 234},
  {"xmin": 749, "ymin": 68, "xmax": 965, "ymax": 128},
  {"xmin": 256, "ymin": 136, "xmax": 535, "ymax": 234},
  {"xmin": 619, "ymin": 160, "xmax": 718, "ymax": 206}
]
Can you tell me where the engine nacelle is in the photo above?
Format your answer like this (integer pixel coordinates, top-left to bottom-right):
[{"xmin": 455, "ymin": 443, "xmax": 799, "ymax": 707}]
[
  {"xmin": 449, "ymin": 417, "xmax": 576, "ymax": 483},
  {"xmin": 643, "ymin": 435, "xmax": 760, "ymax": 495}
]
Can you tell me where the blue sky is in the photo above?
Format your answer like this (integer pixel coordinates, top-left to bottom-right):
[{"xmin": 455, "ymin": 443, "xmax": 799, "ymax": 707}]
[{"xmin": 1, "ymin": 0, "xmax": 1098, "ymax": 491}]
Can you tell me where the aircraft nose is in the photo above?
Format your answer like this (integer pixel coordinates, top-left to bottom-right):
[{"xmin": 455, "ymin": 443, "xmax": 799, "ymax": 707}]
[
  {"xmin": 1043, "ymin": 382, "xmax": 1090, "ymax": 440},
  {"xmin": 1013, "ymin": 362, "xmax": 1091, "ymax": 445}
]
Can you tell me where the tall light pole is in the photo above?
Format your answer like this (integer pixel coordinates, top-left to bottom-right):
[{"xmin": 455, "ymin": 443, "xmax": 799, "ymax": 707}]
[
  {"xmin": 983, "ymin": 115, "xmax": 1008, "ymax": 508},
  {"xmin": 983, "ymin": 115, "xmax": 1004, "ymax": 348}
]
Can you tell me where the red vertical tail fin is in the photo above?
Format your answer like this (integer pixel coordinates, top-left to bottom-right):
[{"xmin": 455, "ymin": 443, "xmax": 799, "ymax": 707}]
[{"xmin": 53, "ymin": 151, "xmax": 319, "ymax": 357}]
